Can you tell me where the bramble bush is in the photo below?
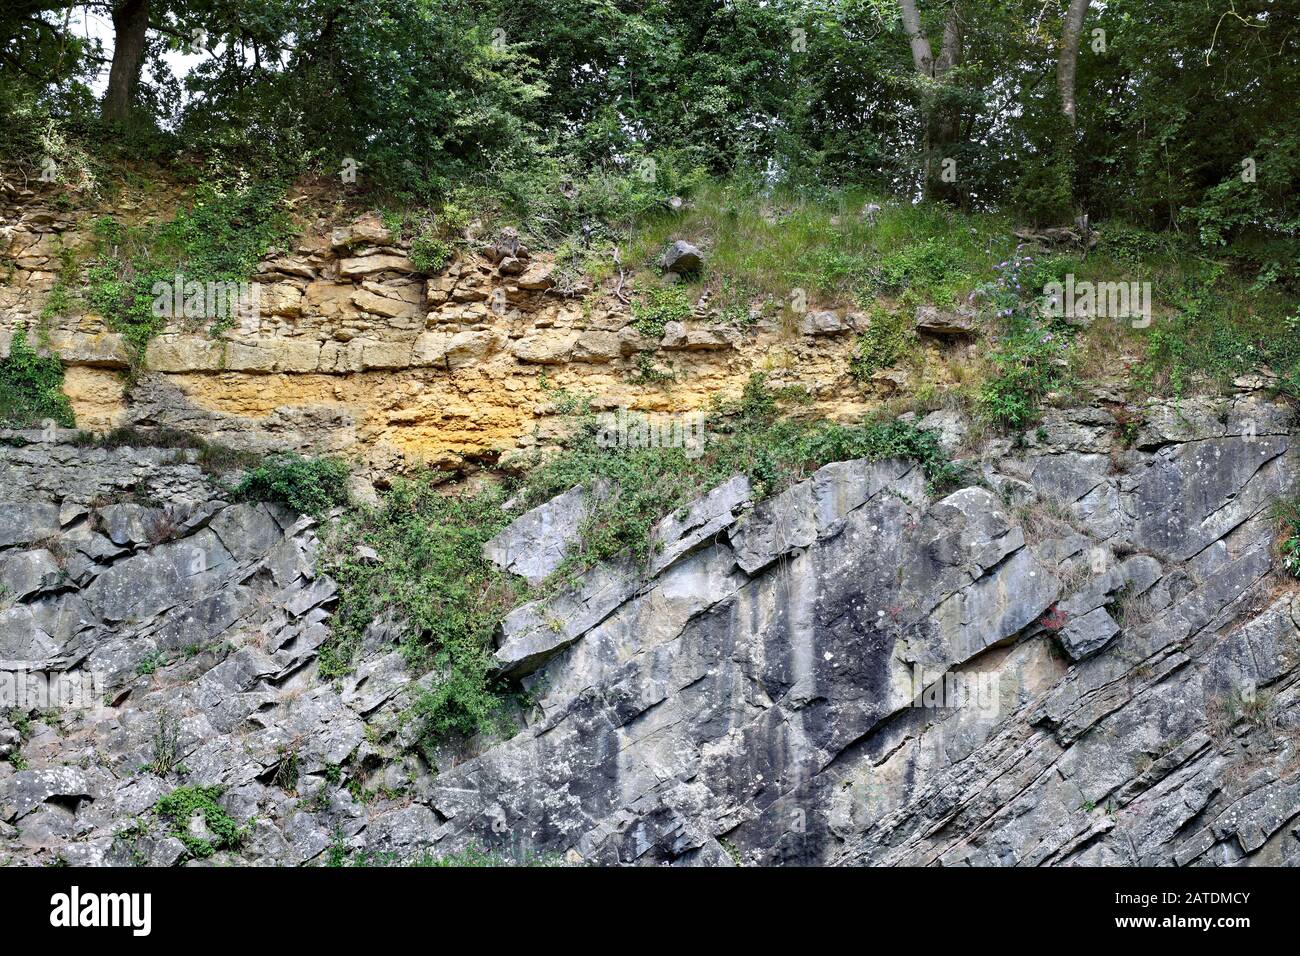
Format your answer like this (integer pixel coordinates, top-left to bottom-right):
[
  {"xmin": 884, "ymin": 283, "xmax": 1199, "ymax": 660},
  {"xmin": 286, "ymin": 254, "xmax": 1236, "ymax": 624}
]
[{"xmin": 232, "ymin": 454, "xmax": 350, "ymax": 517}]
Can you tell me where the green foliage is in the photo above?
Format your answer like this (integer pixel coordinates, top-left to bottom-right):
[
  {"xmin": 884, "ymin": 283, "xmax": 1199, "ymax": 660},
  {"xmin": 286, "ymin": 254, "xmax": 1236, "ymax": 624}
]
[
  {"xmin": 320, "ymin": 483, "xmax": 521, "ymax": 741},
  {"xmin": 410, "ymin": 234, "xmax": 454, "ymax": 274},
  {"xmin": 154, "ymin": 786, "xmax": 244, "ymax": 859},
  {"xmin": 1275, "ymin": 498, "xmax": 1300, "ymax": 579},
  {"xmin": 871, "ymin": 237, "xmax": 971, "ymax": 302},
  {"xmin": 977, "ymin": 320, "xmax": 1074, "ymax": 430},
  {"xmin": 850, "ymin": 307, "xmax": 913, "ymax": 382},
  {"xmin": 136, "ymin": 651, "xmax": 165, "ymax": 677},
  {"xmin": 631, "ymin": 284, "xmax": 692, "ymax": 338},
  {"xmin": 0, "ymin": 330, "xmax": 75, "ymax": 428},
  {"xmin": 232, "ymin": 454, "xmax": 350, "ymax": 517},
  {"xmin": 155, "ymin": 180, "xmax": 294, "ymax": 281},
  {"xmin": 381, "ymin": 209, "xmax": 459, "ymax": 272},
  {"xmin": 1135, "ymin": 267, "xmax": 1300, "ymax": 399},
  {"xmin": 38, "ymin": 245, "xmax": 79, "ymax": 340},
  {"xmin": 1006, "ymin": 116, "xmax": 1075, "ymax": 227},
  {"xmin": 520, "ymin": 373, "xmax": 962, "ymax": 576},
  {"xmin": 85, "ymin": 181, "xmax": 293, "ymax": 361}
]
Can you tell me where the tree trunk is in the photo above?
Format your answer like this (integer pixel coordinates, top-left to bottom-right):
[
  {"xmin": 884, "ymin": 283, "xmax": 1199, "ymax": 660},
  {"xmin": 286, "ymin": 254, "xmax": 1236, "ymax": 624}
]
[
  {"xmin": 898, "ymin": 0, "xmax": 934, "ymax": 75},
  {"xmin": 900, "ymin": 0, "xmax": 964, "ymax": 203},
  {"xmin": 102, "ymin": 0, "xmax": 150, "ymax": 123},
  {"xmin": 929, "ymin": 2, "xmax": 964, "ymax": 201},
  {"xmin": 1057, "ymin": 0, "xmax": 1090, "ymax": 125}
]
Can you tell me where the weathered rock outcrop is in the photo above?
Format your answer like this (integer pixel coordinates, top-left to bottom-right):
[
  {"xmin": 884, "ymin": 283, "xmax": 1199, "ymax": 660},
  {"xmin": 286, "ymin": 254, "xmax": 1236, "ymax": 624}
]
[
  {"xmin": 1, "ymin": 389, "xmax": 1296, "ymax": 866},
  {"xmin": 2, "ymin": 187, "xmax": 889, "ymax": 478}
]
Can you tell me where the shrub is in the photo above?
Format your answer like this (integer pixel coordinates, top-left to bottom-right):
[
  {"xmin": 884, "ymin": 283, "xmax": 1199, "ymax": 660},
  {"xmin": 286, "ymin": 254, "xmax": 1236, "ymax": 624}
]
[
  {"xmin": 232, "ymin": 454, "xmax": 350, "ymax": 516},
  {"xmin": 410, "ymin": 233, "xmax": 455, "ymax": 273},
  {"xmin": 320, "ymin": 483, "xmax": 521, "ymax": 740},
  {"xmin": 154, "ymin": 786, "xmax": 244, "ymax": 859},
  {"xmin": 0, "ymin": 330, "xmax": 75, "ymax": 428},
  {"xmin": 977, "ymin": 319, "xmax": 1073, "ymax": 429}
]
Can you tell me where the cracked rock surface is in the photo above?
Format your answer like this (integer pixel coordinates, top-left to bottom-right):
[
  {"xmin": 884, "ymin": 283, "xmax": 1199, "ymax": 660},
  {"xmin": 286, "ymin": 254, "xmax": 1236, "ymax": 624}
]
[{"xmin": 2, "ymin": 390, "xmax": 1298, "ymax": 867}]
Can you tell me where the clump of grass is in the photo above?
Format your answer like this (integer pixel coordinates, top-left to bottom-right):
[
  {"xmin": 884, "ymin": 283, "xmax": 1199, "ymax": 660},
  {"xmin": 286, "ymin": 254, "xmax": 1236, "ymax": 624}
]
[
  {"xmin": 72, "ymin": 426, "xmax": 259, "ymax": 475},
  {"xmin": 1208, "ymin": 687, "xmax": 1277, "ymax": 742},
  {"xmin": 146, "ymin": 708, "xmax": 182, "ymax": 776}
]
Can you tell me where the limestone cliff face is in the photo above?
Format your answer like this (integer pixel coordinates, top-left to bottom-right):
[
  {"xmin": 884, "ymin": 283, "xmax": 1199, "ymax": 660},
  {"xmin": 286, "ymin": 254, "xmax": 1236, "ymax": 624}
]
[
  {"xmin": 2, "ymin": 182, "xmax": 910, "ymax": 480},
  {"xmin": 1, "ymin": 391, "xmax": 1297, "ymax": 866}
]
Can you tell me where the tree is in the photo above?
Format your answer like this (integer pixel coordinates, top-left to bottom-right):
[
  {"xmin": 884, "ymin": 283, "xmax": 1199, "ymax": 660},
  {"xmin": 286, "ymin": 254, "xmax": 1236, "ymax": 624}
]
[
  {"xmin": 102, "ymin": 0, "xmax": 150, "ymax": 121},
  {"xmin": 898, "ymin": 0, "xmax": 966, "ymax": 202},
  {"xmin": 1056, "ymin": 0, "xmax": 1089, "ymax": 125}
]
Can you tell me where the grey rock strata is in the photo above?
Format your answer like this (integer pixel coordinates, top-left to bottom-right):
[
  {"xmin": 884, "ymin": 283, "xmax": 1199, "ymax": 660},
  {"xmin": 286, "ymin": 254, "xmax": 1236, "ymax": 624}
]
[{"xmin": 1, "ymin": 390, "xmax": 1298, "ymax": 868}]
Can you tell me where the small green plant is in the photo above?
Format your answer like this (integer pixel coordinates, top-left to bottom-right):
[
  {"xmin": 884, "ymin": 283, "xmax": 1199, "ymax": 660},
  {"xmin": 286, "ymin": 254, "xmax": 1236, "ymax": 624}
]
[
  {"xmin": 6, "ymin": 709, "xmax": 33, "ymax": 739},
  {"xmin": 147, "ymin": 708, "xmax": 183, "ymax": 776},
  {"xmin": 0, "ymin": 330, "xmax": 75, "ymax": 428},
  {"xmin": 977, "ymin": 320, "xmax": 1074, "ymax": 429},
  {"xmin": 380, "ymin": 208, "xmax": 461, "ymax": 273},
  {"xmin": 629, "ymin": 351, "xmax": 675, "ymax": 386},
  {"xmin": 1275, "ymin": 498, "xmax": 1300, "ymax": 578},
  {"xmin": 719, "ymin": 837, "xmax": 744, "ymax": 866},
  {"xmin": 410, "ymin": 233, "xmax": 454, "ymax": 273},
  {"xmin": 272, "ymin": 744, "xmax": 301, "ymax": 794},
  {"xmin": 111, "ymin": 818, "xmax": 153, "ymax": 866},
  {"xmin": 231, "ymin": 453, "xmax": 350, "ymax": 516},
  {"xmin": 631, "ymin": 284, "xmax": 692, "ymax": 339},
  {"xmin": 154, "ymin": 785, "xmax": 245, "ymax": 859},
  {"xmin": 849, "ymin": 306, "xmax": 913, "ymax": 382},
  {"xmin": 136, "ymin": 650, "xmax": 166, "ymax": 677},
  {"xmin": 38, "ymin": 245, "xmax": 78, "ymax": 340}
]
